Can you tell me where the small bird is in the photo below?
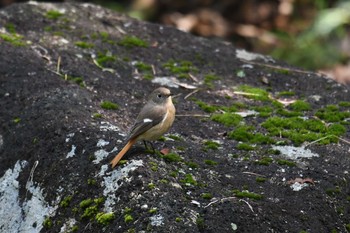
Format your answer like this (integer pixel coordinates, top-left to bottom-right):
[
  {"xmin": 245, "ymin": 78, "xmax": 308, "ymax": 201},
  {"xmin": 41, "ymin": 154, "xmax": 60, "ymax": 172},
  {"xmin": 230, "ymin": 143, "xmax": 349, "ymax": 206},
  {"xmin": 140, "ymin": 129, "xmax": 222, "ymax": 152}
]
[{"xmin": 110, "ymin": 87, "xmax": 176, "ymax": 168}]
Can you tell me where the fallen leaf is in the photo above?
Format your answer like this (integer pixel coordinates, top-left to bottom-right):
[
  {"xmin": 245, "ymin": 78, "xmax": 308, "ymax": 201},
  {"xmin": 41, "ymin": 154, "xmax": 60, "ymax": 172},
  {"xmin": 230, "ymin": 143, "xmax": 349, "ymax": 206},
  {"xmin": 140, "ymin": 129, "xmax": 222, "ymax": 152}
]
[
  {"xmin": 160, "ymin": 148, "xmax": 171, "ymax": 155},
  {"xmin": 287, "ymin": 177, "xmax": 315, "ymax": 185}
]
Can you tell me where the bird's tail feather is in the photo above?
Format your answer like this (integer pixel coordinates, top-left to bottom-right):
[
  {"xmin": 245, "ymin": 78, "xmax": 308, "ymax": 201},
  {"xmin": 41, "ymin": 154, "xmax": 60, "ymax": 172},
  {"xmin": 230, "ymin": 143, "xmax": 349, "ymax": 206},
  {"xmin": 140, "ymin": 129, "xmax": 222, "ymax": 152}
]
[{"xmin": 110, "ymin": 138, "xmax": 136, "ymax": 168}]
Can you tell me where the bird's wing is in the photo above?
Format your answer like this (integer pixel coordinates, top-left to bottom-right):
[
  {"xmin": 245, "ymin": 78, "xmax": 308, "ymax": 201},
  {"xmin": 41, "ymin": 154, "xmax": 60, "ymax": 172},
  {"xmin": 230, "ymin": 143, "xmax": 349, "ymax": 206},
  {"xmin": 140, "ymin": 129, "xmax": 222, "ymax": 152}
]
[{"xmin": 127, "ymin": 104, "xmax": 166, "ymax": 140}]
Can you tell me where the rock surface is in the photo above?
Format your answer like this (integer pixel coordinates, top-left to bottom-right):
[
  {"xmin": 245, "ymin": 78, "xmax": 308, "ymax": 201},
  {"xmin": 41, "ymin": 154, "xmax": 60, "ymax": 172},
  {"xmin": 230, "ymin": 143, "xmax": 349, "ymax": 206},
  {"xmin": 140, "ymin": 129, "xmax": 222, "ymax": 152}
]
[{"xmin": 0, "ymin": 2, "xmax": 350, "ymax": 233}]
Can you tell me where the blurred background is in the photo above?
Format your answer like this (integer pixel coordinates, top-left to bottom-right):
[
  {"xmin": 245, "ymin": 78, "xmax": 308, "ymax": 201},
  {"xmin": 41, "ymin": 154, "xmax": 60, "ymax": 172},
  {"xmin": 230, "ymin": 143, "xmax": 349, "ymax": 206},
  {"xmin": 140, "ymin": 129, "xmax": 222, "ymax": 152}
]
[{"xmin": 1, "ymin": 0, "xmax": 350, "ymax": 84}]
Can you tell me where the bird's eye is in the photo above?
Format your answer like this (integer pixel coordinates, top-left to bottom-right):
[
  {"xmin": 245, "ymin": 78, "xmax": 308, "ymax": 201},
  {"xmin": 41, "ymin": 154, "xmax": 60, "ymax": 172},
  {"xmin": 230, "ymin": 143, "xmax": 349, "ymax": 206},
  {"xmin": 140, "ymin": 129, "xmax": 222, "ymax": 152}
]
[{"xmin": 157, "ymin": 94, "xmax": 162, "ymax": 98}]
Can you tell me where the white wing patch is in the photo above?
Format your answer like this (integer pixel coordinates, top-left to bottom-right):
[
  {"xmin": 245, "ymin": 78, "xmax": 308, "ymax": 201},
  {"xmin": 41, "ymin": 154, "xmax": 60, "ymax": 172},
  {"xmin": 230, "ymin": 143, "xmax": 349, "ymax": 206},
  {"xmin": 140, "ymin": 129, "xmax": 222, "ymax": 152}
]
[{"xmin": 143, "ymin": 118, "xmax": 153, "ymax": 123}]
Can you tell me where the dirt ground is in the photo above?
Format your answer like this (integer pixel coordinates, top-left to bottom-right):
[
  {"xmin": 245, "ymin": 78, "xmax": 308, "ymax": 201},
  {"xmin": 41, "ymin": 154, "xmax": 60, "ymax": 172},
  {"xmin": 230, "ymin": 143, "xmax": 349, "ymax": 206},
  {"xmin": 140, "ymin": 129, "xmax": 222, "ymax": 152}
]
[{"xmin": 0, "ymin": 2, "xmax": 350, "ymax": 233}]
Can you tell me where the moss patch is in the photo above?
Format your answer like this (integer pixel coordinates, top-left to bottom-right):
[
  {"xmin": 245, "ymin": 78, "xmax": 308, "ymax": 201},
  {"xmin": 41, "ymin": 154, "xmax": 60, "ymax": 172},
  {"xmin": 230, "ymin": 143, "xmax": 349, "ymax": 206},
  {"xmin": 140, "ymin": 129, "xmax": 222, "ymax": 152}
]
[
  {"xmin": 261, "ymin": 116, "xmax": 345, "ymax": 145},
  {"xmin": 118, "ymin": 35, "xmax": 148, "ymax": 48},
  {"xmin": 45, "ymin": 10, "xmax": 64, "ymax": 20},
  {"xmin": 211, "ymin": 112, "xmax": 242, "ymax": 127},
  {"xmin": 233, "ymin": 190, "xmax": 263, "ymax": 200},
  {"xmin": 100, "ymin": 101, "xmax": 119, "ymax": 110}
]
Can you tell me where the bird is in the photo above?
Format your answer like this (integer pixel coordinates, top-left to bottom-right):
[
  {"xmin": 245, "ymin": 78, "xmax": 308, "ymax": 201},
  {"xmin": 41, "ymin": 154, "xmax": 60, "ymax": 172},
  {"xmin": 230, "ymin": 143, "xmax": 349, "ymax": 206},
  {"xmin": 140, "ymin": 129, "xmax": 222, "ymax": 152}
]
[{"xmin": 110, "ymin": 87, "xmax": 176, "ymax": 168}]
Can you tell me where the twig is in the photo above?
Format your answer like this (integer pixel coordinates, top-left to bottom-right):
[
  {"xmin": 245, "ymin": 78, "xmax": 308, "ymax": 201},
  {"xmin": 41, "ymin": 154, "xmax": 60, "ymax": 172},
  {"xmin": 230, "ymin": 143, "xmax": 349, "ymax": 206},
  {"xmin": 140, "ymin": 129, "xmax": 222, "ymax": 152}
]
[
  {"xmin": 152, "ymin": 64, "xmax": 156, "ymax": 75},
  {"xmin": 242, "ymin": 172, "xmax": 266, "ymax": 177},
  {"xmin": 25, "ymin": 160, "xmax": 39, "ymax": 199},
  {"xmin": 239, "ymin": 58, "xmax": 322, "ymax": 77},
  {"xmin": 203, "ymin": 199, "xmax": 219, "ymax": 208},
  {"xmin": 304, "ymin": 135, "xmax": 350, "ymax": 148},
  {"xmin": 188, "ymin": 73, "xmax": 199, "ymax": 83},
  {"xmin": 57, "ymin": 56, "xmax": 61, "ymax": 74},
  {"xmin": 204, "ymin": 197, "xmax": 236, "ymax": 208},
  {"xmin": 184, "ymin": 89, "xmax": 199, "ymax": 99},
  {"xmin": 176, "ymin": 114, "xmax": 211, "ymax": 118},
  {"xmin": 239, "ymin": 199, "xmax": 254, "ymax": 213}
]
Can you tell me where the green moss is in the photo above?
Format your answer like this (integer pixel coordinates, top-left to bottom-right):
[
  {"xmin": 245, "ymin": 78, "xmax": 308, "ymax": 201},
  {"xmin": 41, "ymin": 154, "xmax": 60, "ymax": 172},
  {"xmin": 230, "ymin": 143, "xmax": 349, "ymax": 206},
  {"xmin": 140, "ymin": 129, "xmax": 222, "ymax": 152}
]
[
  {"xmin": 196, "ymin": 217, "xmax": 205, "ymax": 229},
  {"xmin": 203, "ymin": 140, "xmax": 220, "ymax": 150},
  {"xmin": 255, "ymin": 157, "xmax": 273, "ymax": 166},
  {"xmin": 149, "ymin": 161, "xmax": 158, "ymax": 171},
  {"xmin": 46, "ymin": 10, "xmax": 64, "ymax": 19},
  {"xmin": 327, "ymin": 123, "xmax": 346, "ymax": 136},
  {"xmin": 81, "ymin": 205, "xmax": 98, "ymax": 219},
  {"xmin": 201, "ymin": 193, "xmax": 213, "ymax": 199},
  {"xmin": 163, "ymin": 59, "xmax": 198, "ymax": 78},
  {"xmin": 5, "ymin": 23, "xmax": 16, "ymax": 33},
  {"xmin": 124, "ymin": 214, "xmax": 134, "ymax": 223},
  {"xmin": 290, "ymin": 100, "xmax": 311, "ymax": 111},
  {"xmin": 185, "ymin": 161, "xmax": 199, "ymax": 169},
  {"xmin": 98, "ymin": 31, "xmax": 113, "ymax": 43},
  {"xmin": 75, "ymin": 41, "xmax": 94, "ymax": 49},
  {"xmin": 236, "ymin": 85, "xmax": 270, "ymax": 101},
  {"xmin": 135, "ymin": 61, "xmax": 152, "ymax": 72},
  {"xmin": 118, "ymin": 35, "xmax": 148, "ymax": 48},
  {"xmin": 345, "ymin": 223, "xmax": 350, "ymax": 232},
  {"xmin": 204, "ymin": 74, "xmax": 220, "ymax": 88},
  {"xmin": 87, "ymin": 179, "xmax": 97, "ymax": 186},
  {"xmin": 71, "ymin": 225, "xmax": 79, "ymax": 232},
  {"xmin": 0, "ymin": 33, "xmax": 25, "ymax": 46},
  {"xmin": 315, "ymin": 105, "xmax": 350, "ymax": 122},
  {"xmin": 180, "ymin": 174, "xmax": 197, "ymax": 186},
  {"xmin": 42, "ymin": 217, "xmax": 53, "ymax": 228},
  {"xmin": 60, "ymin": 196, "xmax": 72, "ymax": 208},
  {"xmin": 148, "ymin": 182, "xmax": 155, "ymax": 189},
  {"xmin": 162, "ymin": 152, "xmax": 182, "ymax": 162},
  {"xmin": 79, "ymin": 199, "xmax": 93, "ymax": 209},
  {"xmin": 94, "ymin": 197, "xmax": 104, "ymax": 205},
  {"xmin": 93, "ymin": 113, "xmax": 103, "ymax": 119},
  {"xmin": 277, "ymin": 159, "xmax": 296, "ymax": 167},
  {"xmin": 256, "ymin": 177, "xmax": 267, "ymax": 183},
  {"xmin": 261, "ymin": 116, "xmax": 345, "ymax": 145},
  {"xmin": 326, "ymin": 186, "xmax": 341, "ymax": 196},
  {"xmin": 149, "ymin": 208, "xmax": 157, "ymax": 214},
  {"xmin": 195, "ymin": 100, "xmax": 218, "ymax": 113},
  {"xmin": 276, "ymin": 109, "xmax": 301, "ymax": 117},
  {"xmin": 124, "ymin": 207, "xmax": 132, "ymax": 213},
  {"xmin": 233, "ymin": 190, "xmax": 263, "ymax": 200},
  {"xmin": 339, "ymin": 101, "xmax": 350, "ymax": 107},
  {"xmin": 236, "ymin": 143, "xmax": 254, "ymax": 151},
  {"xmin": 64, "ymin": 75, "xmax": 85, "ymax": 87},
  {"xmin": 169, "ymin": 171, "xmax": 178, "ymax": 177},
  {"xmin": 175, "ymin": 217, "xmax": 182, "ymax": 222},
  {"xmin": 204, "ymin": 159, "xmax": 218, "ymax": 166},
  {"xmin": 13, "ymin": 117, "xmax": 21, "ymax": 124},
  {"xmin": 134, "ymin": 61, "xmax": 153, "ymax": 79},
  {"xmin": 252, "ymin": 106, "xmax": 273, "ymax": 117},
  {"xmin": 44, "ymin": 26, "xmax": 53, "ymax": 32},
  {"xmin": 100, "ymin": 101, "xmax": 118, "ymax": 110},
  {"xmin": 228, "ymin": 125, "xmax": 273, "ymax": 144},
  {"xmin": 96, "ymin": 51, "xmax": 116, "ymax": 66},
  {"xmin": 96, "ymin": 212, "xmax": 115, "ymax": 225},
  {"xmin": 277, "ymin": 91, "xmax": 295, "ymax": 97},
  {"xmin": 168, "ymin": 134, "xmax": 182, "ymax": 141},
  {"xmin": 211, "ymin": 112, "xmax": 242, "ymax": 127}
]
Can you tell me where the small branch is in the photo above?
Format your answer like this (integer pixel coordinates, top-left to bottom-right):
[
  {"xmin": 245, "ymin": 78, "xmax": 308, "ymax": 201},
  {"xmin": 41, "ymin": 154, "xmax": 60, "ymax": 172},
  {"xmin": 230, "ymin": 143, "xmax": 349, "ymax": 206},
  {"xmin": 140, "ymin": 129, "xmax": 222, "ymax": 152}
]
[
  {"xmin": 242, "ymin": 172, "xmax": 266, "ymax": 177},
  {"xmin": 176, "ymin": 114, "xmax": 211, "ymax": 118},
  {"xmin": 239, "ymin": 199, "xmax": 254, "ymax": 213},
  {"xmin": 239, "ymin": 58, "xmax": 322, "ymax": 77},
  {"xmin": 184, "ymin": 89, "xmax": 199, "ymax": 99}
]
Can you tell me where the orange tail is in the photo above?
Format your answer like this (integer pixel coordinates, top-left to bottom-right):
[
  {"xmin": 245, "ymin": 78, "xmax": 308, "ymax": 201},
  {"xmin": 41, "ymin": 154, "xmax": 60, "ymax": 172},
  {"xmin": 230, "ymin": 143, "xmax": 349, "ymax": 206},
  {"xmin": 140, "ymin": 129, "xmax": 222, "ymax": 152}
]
[{"xmin": 110, "ymin": 138, "xmax": 136, "ymax": 168}]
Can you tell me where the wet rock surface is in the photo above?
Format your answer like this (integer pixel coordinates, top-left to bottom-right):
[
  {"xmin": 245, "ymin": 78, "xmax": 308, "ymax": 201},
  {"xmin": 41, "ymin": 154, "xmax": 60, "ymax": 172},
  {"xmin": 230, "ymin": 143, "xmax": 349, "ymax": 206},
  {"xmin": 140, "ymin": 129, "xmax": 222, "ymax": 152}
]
[{"xmin": 0, "ymin": 2, "xmax": 350, "ymax": 233}]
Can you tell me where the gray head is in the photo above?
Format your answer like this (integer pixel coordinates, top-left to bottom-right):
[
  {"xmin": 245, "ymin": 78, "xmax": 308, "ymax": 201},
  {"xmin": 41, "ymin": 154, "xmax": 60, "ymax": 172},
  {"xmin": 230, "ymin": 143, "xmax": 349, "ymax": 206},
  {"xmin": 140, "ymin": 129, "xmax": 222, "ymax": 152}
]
[{"xmin": 149, "ymin": 87, "xmax": 172, "ymax": 104}]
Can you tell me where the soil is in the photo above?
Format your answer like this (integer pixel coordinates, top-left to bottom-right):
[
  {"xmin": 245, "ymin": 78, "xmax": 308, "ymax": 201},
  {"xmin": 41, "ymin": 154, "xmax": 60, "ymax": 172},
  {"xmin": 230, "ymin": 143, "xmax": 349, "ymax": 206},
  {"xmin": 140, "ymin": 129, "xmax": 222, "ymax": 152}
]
[{"xmin": 0, "ymin": 2, "xmax": 349, "ymax": 233}]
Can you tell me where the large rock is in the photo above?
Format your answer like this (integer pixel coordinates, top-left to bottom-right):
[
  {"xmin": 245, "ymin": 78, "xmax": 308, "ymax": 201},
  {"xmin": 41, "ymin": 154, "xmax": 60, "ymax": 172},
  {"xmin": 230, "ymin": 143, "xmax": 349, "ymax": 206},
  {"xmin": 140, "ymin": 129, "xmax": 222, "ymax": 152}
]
[{"xmin": 0, "ymin": 2, "xmax": 349, "ymax": 233}]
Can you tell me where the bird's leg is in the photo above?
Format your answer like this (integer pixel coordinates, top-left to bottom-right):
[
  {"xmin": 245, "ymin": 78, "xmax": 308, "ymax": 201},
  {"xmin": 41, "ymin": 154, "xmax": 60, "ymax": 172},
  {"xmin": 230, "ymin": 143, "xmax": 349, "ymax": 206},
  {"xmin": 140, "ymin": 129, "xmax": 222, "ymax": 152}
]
[{"xmin": 143, "ymin": 140, "xmax": 156, "ymax": 154}]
